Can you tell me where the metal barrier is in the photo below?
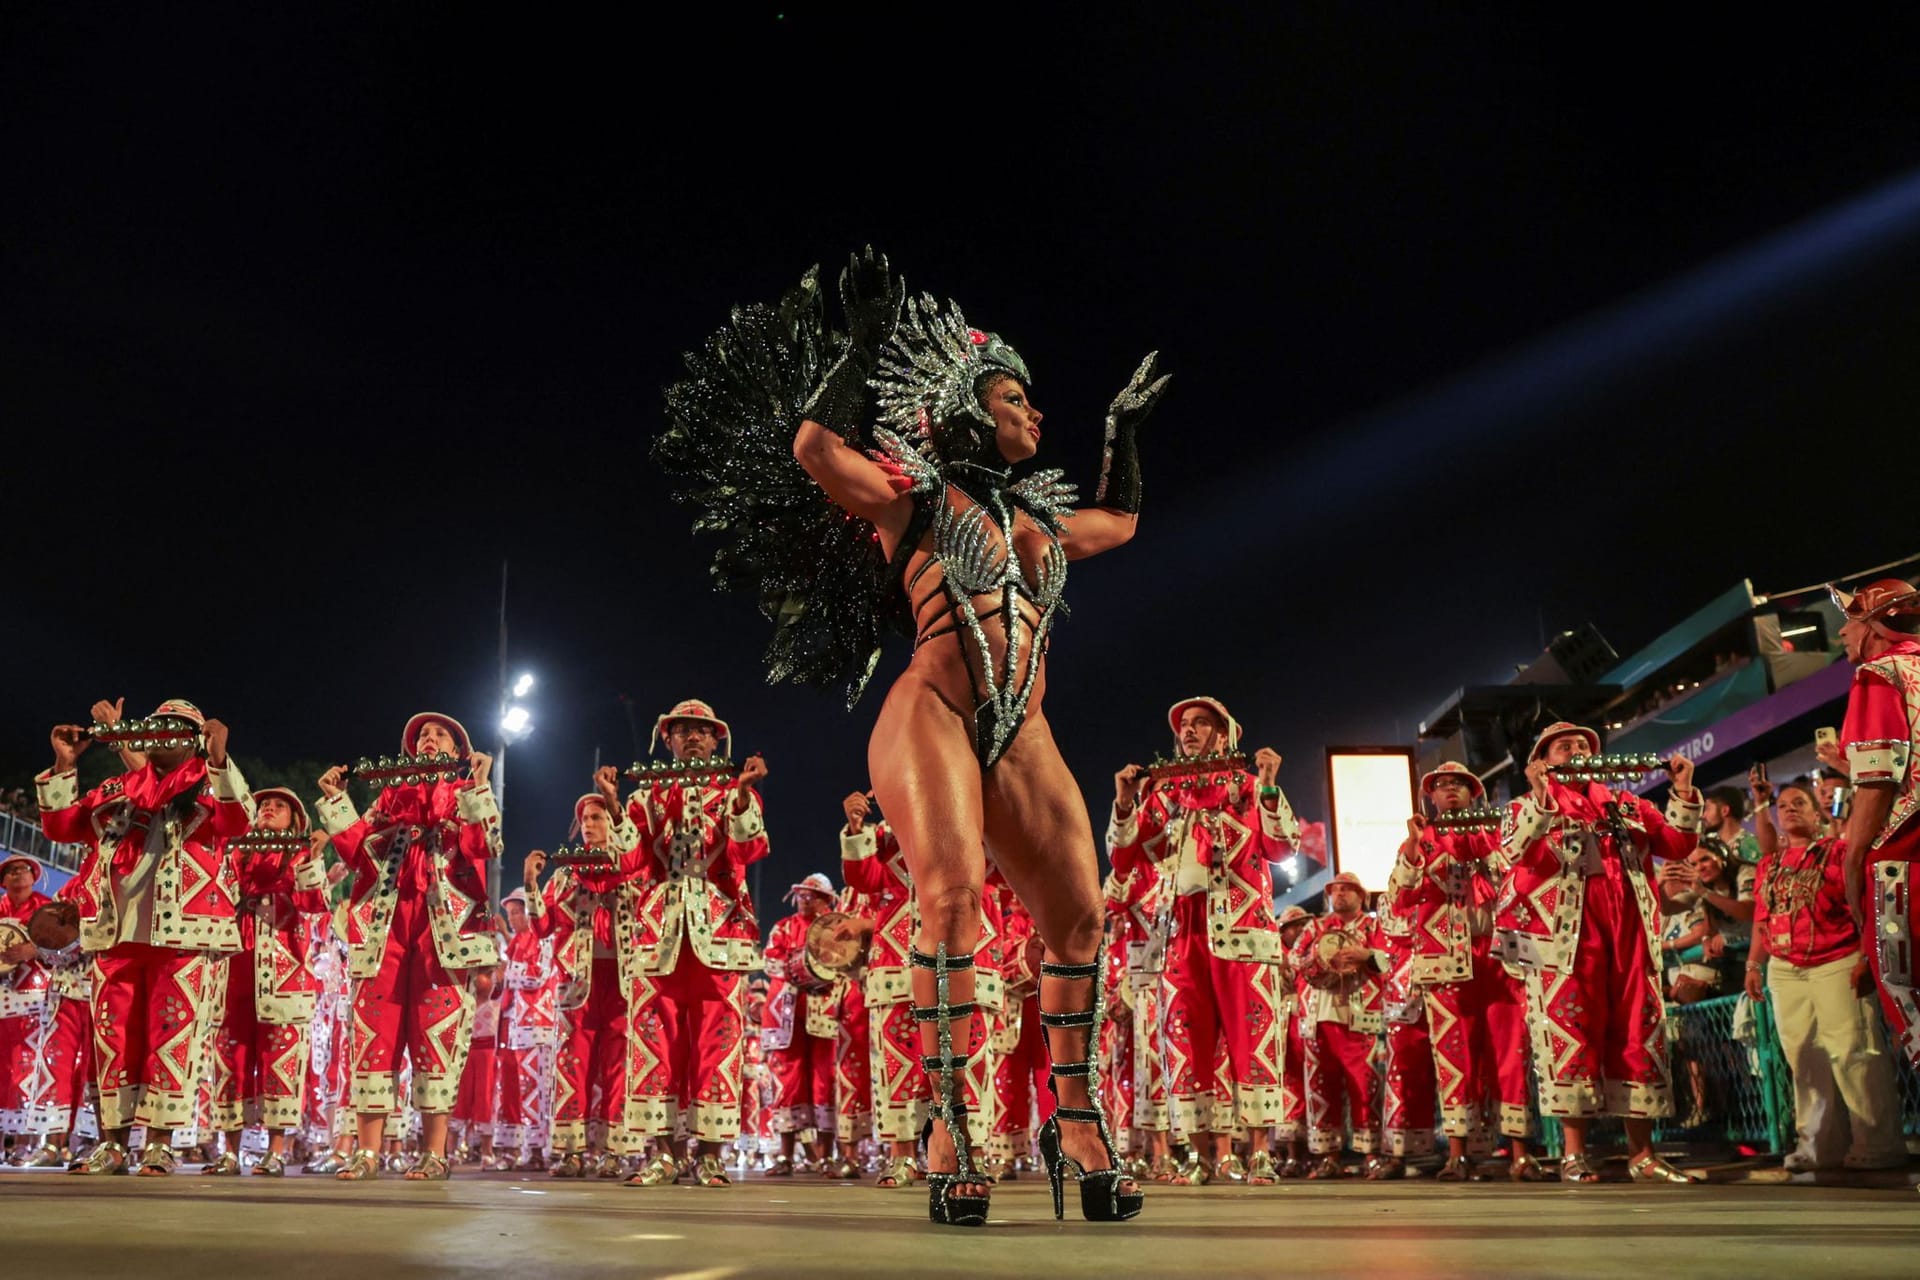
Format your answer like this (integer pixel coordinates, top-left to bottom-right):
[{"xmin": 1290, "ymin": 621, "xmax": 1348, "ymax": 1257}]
[{"xmin": 0, "ymin": 810, "xmax": 86, "ymax": 893}]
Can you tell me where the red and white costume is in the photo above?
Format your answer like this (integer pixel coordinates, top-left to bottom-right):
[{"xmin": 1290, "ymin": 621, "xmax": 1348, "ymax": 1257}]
[
  {"xmin": 832, "ymin": 882, "xmax": 873, "ymax": 1148},
  {"xmin": 31, "ymin": 930, "xmax": 95, "ymax": 1146},
  {"xmin": 620, "ymin": 701, "xmax": 768, "ymax": 1144},
  {"xmin": 211, "ymin": 788, "xmax": 329, "ymax": 1134},
  {"xmin": 1291, "ymin": 885, "xmax": 1387, "ymax": 1155},
  {"xmin": 1495, "ymin": 722, "xmax": 1701, "ymax": 1119},
  {"xmin": 760, "ymin": 875, "xmax": 839, "ymax": 1136},
  {"xmin": 316, "ymin": 712, "xmax": 503, "ymax": 1117},
  {"xmin": 1376, "ymin": 872, "xmax": 1436, "ymax": 1158},
  {"xmin": 532, "ymin": 795, "xmax": 647, "ymax": 1154},
  {"xmin": 1841, "ymin": 612, "xmax": 1920, "ymax": 1058},
  {"xmin": 989, "ymin": 886, "xmax": 1049, "ymax": 1159},
  {"xmin": 1107, "ymin": 697, "xmax": 1300, "ymax": 1139},
  {"xmin": 37, "ymin": 707, "xmax": 250, "ymax": 1132},
  {"xmin": 496, "ymin": 898, "xmax": 558, "ymax": 1155},
  {"xmin": 840, "ymin": 820, "xmax": 928, "ymax": 1143},
  {"xmin": 453, "ymin": 980, "xmax": 502, "ymax": 1137},
  {"xmin": 1273, "ymin": 906, "xmax": 1310, "ymax": 1146},
  {"xmin": 1098, "ymin": 873, "xmax": 1136, "ymax": 1146},
  {"xmin": 1111, "ymin": 857, "xmax": 1171, "ymax": 1137},
  {"xmin": 1389, "ymin": 764, "xmax": 1534, "ymax": 1146},
  {"xmin": 0, "ymin": 872, "xmax": 52, "ymax": 1136}
]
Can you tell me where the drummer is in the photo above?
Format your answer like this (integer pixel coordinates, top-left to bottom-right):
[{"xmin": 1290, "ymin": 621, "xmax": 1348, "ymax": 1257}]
[
  {"xmin": 759, "ymin": 872, "xmax": 840, "ymax": 1174},
  {"xmin": 1289, "ymin": 872, "xmax": 1388, "ymax": 1177}
]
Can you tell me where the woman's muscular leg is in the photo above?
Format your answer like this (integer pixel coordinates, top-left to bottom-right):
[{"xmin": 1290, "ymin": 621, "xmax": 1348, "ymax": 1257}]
[
  {"xmin": 870, "ymin": 678, "xmax": 989, "ymax": 1199},
  {"xmin": 982, "ymin": 712, "xmax": 1135, "ymax": 1191}
]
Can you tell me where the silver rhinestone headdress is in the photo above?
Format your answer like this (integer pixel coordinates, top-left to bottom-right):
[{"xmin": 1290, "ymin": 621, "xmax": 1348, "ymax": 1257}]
[{"xmin": 869, "ymin": 293, "xmax": 1030, "ymax": 453}]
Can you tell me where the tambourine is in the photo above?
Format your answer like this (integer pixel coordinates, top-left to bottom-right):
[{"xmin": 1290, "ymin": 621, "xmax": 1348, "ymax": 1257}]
[
  {"xmin": 1549, "ymin": 753, "xmax": 1666, "ymax": 784},
  {"xmin": 547, "ymin": 844, "xmax": 617, "ymax": 868},
  {"xmin": 229, "ymin": 831, "xmax": 308, "ymax": 858},
  {"xmin": 625, "ymin": 757, "xmax": 736, "ymax": 788},
  {"xmin": 26, "ymin": 902, "xmax": 78, "ymax": 951},
  {"xmin": 350, "ymin": 751, "xmax": 466, "ymax": 787},
  {"xmin": 1144, "ymin": 750, "xmax": 1247, "ymax": 788},
  {"xmin": 1315, "ymin": 928, "xmax": 1355, "ymax": 964},
  {"xmin": 1430, "ymin": 808, "xmax": 1504, "ymax": 833},
  {"xmin": 0, "ymin": 920, "xmax": 31, "ymax": 976},
  {"xmin": 87, "ymin": 714, "xmax": 201, "ymax": 751},
  {"xmin": 802, "ymin": 911, "xmax": 873, "ymax": 985}
]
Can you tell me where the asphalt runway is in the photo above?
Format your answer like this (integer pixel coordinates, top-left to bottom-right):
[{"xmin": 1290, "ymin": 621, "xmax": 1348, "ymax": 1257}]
[{"xmin": 3, "ymin": 1166, "xmax": 1918, "ymax": 1278}]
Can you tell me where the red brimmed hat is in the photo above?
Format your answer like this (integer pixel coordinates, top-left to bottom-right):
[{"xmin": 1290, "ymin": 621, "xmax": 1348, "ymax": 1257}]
[
  {"xmin": 1830, "ymin": 578, "xmax": 1920, "ymax": 642},
  {"xmin": 653, "ymin": 698, "xmax": 731, "ymax": 753},
  {"xmin": 1420, "ymin": 760, "xmax": 1485, "ymax": 799},
  {"xmin": 0, "ymin": 854, "xmax": 44, "ymax": 882},
  {"xmin": 785, "ymin": 872, "xmax": 835, "ymax": 903},
  {"xmin": 573, "ymin": 792, "xmax": 615, "ymax": 833},
  {"xmin": 251, "ymin": 786, "xmax": 312, "ymax": 835},
  {"xmin": 1528, "ymin": 721, "xmax": 1601, "ymax": 762},
  {"xmin": 1278, "ymin": 905, "xmax": 1311, "ymax": 926},
  {"xmin": 1167, "ymin": 696, "xmax": 1242, "ymax": 750},
  {"xmin": 402, "ymin": 712, "xmax": 472, "ymax": 758}
]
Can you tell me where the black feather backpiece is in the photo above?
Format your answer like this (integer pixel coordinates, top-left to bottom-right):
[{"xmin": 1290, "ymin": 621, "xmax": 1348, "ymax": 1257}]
[{"xmin": 654, "ymin": 267, "xmax": 895, "ymax": 708}]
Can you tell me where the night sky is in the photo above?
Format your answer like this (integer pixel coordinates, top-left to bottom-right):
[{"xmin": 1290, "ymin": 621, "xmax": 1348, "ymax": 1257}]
[{"xmin": 8, "ymin": 8, "xmax": 1920, "ymax": 907}]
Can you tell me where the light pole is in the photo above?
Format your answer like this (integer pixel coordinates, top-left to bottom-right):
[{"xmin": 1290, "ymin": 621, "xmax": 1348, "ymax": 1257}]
[{"xmin": 493, "ymin": 558, "xmax": 536, "ymax": 908}]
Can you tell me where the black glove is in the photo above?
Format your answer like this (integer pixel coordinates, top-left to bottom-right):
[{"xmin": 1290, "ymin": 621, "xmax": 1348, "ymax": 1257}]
[
  {"xmin": 1095, "ymin": 352, "xmax": 1169, "ymax": 514},
  {"xmin": 804, "ymin": 246, "xmax": 904, "ymax": 438}
]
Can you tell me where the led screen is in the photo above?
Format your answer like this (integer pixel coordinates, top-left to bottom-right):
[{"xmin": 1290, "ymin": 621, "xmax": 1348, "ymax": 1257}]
[{"xmin": 1325, "ymin": 749, "xmax": 1417, "ymax": 895}]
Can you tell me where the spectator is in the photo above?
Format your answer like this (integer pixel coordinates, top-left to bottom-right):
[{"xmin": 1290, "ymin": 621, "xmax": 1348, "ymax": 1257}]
[
  {"xmin": 1703, "ymin": 786, "xmax": 1760, "ymax": 865},
  {"xmin": 1747, "ymin": 774, "xmax": 1905, "ymax": 1173}
]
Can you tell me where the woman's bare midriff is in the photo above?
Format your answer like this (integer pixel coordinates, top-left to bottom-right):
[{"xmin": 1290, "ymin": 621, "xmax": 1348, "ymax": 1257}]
[{"xmin": 878, "ymin": 492, "xmax": 1054, "ymax": 755}]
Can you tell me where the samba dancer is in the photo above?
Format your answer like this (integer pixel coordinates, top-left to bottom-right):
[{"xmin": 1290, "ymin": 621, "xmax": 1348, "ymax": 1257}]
[
  {"xmin": 1109, "ymin": 697, "xmax": 1299, "ymax": 1185},
  {"xmin": 206, "ymin": 789, "xmax": 331, "ymax": 1175},
  {"xmin": 315, "ymin": 711, "xmax": 502, "ymax": 1180},
  {"xmin": 39, "ymin": 699, "xmax": 251, "ymax": 1175},
  {"xmin": 708, "ymin": 249, "xmax": 1168, "ymax": 1227},
  {"xmin": 1496, "ymin": 723, "xmax": 1702, "ymax": 1183},
  {"xmin": 1832, "ymin": 581, "xmax": 1920, "ymax": 1080}
]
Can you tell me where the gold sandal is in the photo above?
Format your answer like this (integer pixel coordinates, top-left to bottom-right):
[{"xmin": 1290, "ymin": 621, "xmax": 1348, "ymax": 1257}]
[
  {"xmin": 1627, "ymin": 1154, "xmax": 1702, "ymax": 1184},
  {"xmin": 68, "ymin": 1141, "xmax": 129, "ymax": 1176},
  {"xmin": 255, "ymin": 1152, "xmax": 287, "ymax": 1177},
  {"xmin": 1247, "ymin": 1151, "xmax": 1279, "ymax": 1186},
  {"xmin": 404, "ymin": 1151, "xmax": 452, "ymax": 1181},
  {"xmin": 548, "ymin": 1151, "xmax": 587, "ymax": 1179},
  {"xmin": 876, "ymin": 1156, "xmax": 921, "ymax": 1188},
  {"xmin": 134, "ymin": 1145, "xmax": 178, "ymax": 1176},
  {"xmin": 1558, "ymin": 1153, "xmax": 1600, "ymax": 1184},
  {"xmin": 336, "ymin": 1148, "xmax": 382, "ymax": 1181},
  {"xmin": 691, "ymin": 1154, "xmax": 732, "ymax": 1187},
  {"xmin": 1434, "ymin": 1155, "xmax": 1478, "ymax": 1182},
  {"xmin": 203, "ymin": 1152, "xmax": 241, "ymax": 1176},
  {"xmin": 1215, "ymin": 1153, "xmax": 1248, "ymax": 1183},
  {"xmin": 1510, "ymin": 1153, "xmax": 1550, "ymax": 1182},
  {"xmin": 622, "ymin": 1152, "xmax": 680, "ymax": 1187}
]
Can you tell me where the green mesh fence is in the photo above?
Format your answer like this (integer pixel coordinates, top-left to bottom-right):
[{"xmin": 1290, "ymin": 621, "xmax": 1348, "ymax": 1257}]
[{"xmin": 1536, "ymin": 991, "xmax": 1796, "ymax": 1157}]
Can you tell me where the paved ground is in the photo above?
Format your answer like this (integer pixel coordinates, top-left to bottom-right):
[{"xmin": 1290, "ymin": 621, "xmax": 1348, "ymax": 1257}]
[{"xmin": 4, "ymin": 1166, "xmax": 1920, "ymax": 1278}]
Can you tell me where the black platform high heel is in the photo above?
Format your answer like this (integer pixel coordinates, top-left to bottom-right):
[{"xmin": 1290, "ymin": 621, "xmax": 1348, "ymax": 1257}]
[
  {"xmin": 912, "ymin": 944, "xmax": 989, "ymax": 1227},
  {"xmin": 1035, "ymin": 957, "xmax": 1143, "ymax": 1222}
]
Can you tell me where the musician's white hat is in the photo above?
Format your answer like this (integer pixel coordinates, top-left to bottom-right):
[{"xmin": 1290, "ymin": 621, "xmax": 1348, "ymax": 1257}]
[
  {"xmin": 1419, "ymin": 760, "xmax": 1485, "ymax": 799},
  {"xmin": 0, "ymin": 854, "xmax": 44, "ymax": 882},
  {"xmin": 654, "ymin": 699, "xmax": 731, "ymax": 753},
  {"xmin": 250, "ymin": 786, "xmax": 312, "ymax": 835},
  {"xmin": 1167, "ymin": 696, "xmax": 1242, "ymax": 750},
  {"xmin": 1528, "ymin": 721, "xmax": 1600, "ymax": 763},
  {"xmin": 785, "ymin": 872, "xmax": 835, "ymax": 903},
  {"xmin": 402, "ymin": 711, "xmax": 473, "ymax": 758}
]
